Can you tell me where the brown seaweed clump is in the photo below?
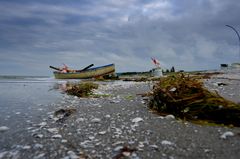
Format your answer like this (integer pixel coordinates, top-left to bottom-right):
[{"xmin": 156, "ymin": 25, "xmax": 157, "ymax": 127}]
[
  {"xmin": 113, "ymin": 146, "xmax": 138, "ymax": 159},
  {"xmin": 65, "ymin": 82, "xmax": 99, "ymax": 97},
  {"xmin": 54, "ymin": 108, "xmax": 77, "ymax": 123},
  {"xmin": 148, "ymin": 73, "xmax": 240, "ymax": 127}
]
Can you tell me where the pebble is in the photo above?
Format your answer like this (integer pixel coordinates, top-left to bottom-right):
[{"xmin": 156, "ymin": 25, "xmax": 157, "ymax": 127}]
[
  {"xmin": 88, "ymin": 136, "xmax": 95, "ymax": 140},
  {"xmin": 138, "ymin": 142, "xmax": 144, "ymax": 148},
  {"xmin": 169, "ymin": 87, "xmax": 177, "ymax": 92},
  {"xmin": 76, "ymin": 118, "xmax": 85, "ymax": 122},
  {"xmin": 80, "ymin": 140, "xmax": 92, "ymax": 148},
  {"xmin": 95, "ymin": 142, "xmax": 102, "ymax": 146},
  {"xmin": 74, "ymin": 96, "xmax": 78, "ymax": 99},
  {"xmin": 33, "ymin": 153, "xmax": 45, "ymax": 159},
  {"xmin": 0, "ymin": 126, "xmax": 9, "ymax": 132},
  {"xmin": 26, "ymin": 120, "xmax": 32, "ymax": 123},
  {"xmin": 33, "ymin": 134, "xmax": 44, "ymax": 138},
  {"xmin": 123, "ymin": 151, "xmax": 131, "ymax": 157},
  {"xmin": 98, "ymin": 131, "xmax": 107, "ymax": 135},
  {"xmin": 105, "ymin": 114, "xmax": 111, "ymax": 118},
  {"xmin": 220, "ymin": 131, "xmax": 234, "ymax": 139},
  {"xmin": 132, "ymin": 117, "xmax": 144, "ymax": 123},
  {"xmin": 161, "ymin": 140, "xmax": 175, "ymax": 146},
  {"xmin": 91, "ymin": 118, "xmax": 101, "ymax": 123},
  {"xmin": 149, "ymin": 144, "xmax": 159, "ymax": 150},
  {"xmin": 114, "ymin": 146, "xmax": 123, "ymax": 152},
  {"xmin": 157, "ymin": 116, "xmax": 165, "ymax": 119},
  {"xmin": 22, "ymin": 145, "xmax": 31, "ymax": 150},
  {"xmin": 38, "ymin": 122, "xmax": 47, "ymax": 127},
  {"xmin": 112, "ymin": 141, "xmax": 124, "ymax": 146},
  {"xmin": 61, "ymin": 139, "xmax": 68, "ymax": 143},
  {"xmin": 47, "ymin": 128, "xmax": 58, "ymax": 134},
  {"xmin": 66, "ymin": 151, "xmax": 79, "ymax": 159},
  {"xmin": 131, "ymin": 153, "xmax": 140, "ymax": 159},
  {"xmin": 34, "ymin": 144, "xmax": 43, "ymax": 149},
  {"xmin": 0, "ymin": 151, "xmax": 8, "ymax": 158},
  {"xmin": 165, "ymin": 115, "xmax": 175, "ymax": 120},
  {"xmin": 52, "ymin": 134, "xmax": 62, "ymax": 139},
  {"xmin": 204, "ymin": 149, "xmax": 211, "ymax": 153}
]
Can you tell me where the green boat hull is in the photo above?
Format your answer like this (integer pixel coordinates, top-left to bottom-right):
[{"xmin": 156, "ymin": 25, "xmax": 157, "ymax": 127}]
[{"xmin": 53, "ymin": 64, "xmax": 115, "ymax": 79}]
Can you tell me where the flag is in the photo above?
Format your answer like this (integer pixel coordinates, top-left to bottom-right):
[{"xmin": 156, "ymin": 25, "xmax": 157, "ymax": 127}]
[
  {"xmin": 151, "ymin": 57, "xmax": 160, "ymax": 66},
  {"xmin": 62, "ymin": 63, "xmax": 68, "ymax": 69}
]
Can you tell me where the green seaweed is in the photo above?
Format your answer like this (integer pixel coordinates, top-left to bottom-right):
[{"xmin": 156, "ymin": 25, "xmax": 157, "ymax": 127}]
[
  {"xmin": 92, "ymin": 94, "xmax": 112, "ymax": 98},
  {"xmin": 124, "ymin": 95, "xmax": 134, "ymax": 100},
  {"xmin": 148, "ymin": 73, "xmax": 240, "ymax": 127},
  {"xmin": 65, "ymin": 82, "xmax": 99, "ymax": 97}
]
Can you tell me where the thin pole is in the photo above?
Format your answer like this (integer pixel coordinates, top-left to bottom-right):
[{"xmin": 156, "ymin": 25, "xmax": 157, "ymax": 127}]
[{"xmin": 226, "ymin": 25, "xmax": 240, "ymax": 61}]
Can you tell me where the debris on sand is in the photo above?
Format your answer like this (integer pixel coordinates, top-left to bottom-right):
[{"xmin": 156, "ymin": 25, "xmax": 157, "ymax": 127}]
[
  {"xmin": 33, "ymin": 153, "xmax": 45, "ymax": 159},
  {"xmin": 54, "ymin": 108, "xmax": 77, "ymax": 123},
  {"xmin": 0, "ymin": 126, "xmax": 9, "ymax": 132},
  {"xmin": 32, "ymin": 133, "xmax": 44, "ymax": 138},
  {"xmin": 22, "ymin": 145, "xmax": 31, "ymax": 150},
  {"xmin": 98, "ymin": 131, "xmax": 107, "ymax": 135},
  {"xmin": 132, "ymin": 117, "xmax": 144, "ymax": 123},
  {"xmin": 65, "ymin": 82, "xmax": 99, "ymax": 97},
  {"xmin": 38, "ymin": 122, "xmax": 47, "ymax": 127},
  {"xmin": 161, "ymin": 140, "xmax": 175, "ymax": 146},
  {"xmin": 149, "ymin": 144, "xmax": 159, "ymax": 150},
  {"xmin": 33, "ymin": 144, "xmax": 43, "ymax": 149},
  {"xmin": 52, "ymin": 134, "xmax": 62, "ymax": 139},
  {"xmin": 165, "ymin": 115, "xmax": 175, "ymax": 120},
  {"xmin": 47, "ymin": 128, "xmax": 58, "ymax": 134},
  {"xmin": 148, "ymin": 73, "xmax": 240, "ymax": 126},
  {"xmin": 220, "ymin": 131, "xmax": 234, "ymax": 139},
  {"xmin": 213, "ymin": 82, "xmax": 227, "ymax": 87},
  {"xmin": 113, "ymin": 146, "xmax": 138, "ymax": 159},
  {"xmin": 91, "ymin": 118, "xmax": 101, "ymax": 123},
  {"xmin": 65, "ymin": 151, "xmax": 79, "ymax": 159}
]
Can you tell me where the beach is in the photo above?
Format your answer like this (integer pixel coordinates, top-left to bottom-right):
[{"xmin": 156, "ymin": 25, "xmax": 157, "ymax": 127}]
[{"xmin": 0, "ymin": 74, "xmax": 240, "ymax": 159}]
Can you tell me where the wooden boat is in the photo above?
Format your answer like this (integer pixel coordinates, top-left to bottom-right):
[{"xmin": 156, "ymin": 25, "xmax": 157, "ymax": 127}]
[{"xmin": 51, "ymin": 64, "xmax": 115, "ymax": 79}]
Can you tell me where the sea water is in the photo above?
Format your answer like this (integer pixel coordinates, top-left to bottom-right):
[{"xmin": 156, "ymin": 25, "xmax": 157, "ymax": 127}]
[
  {"xmin": 0, "ymin": 76, "xmax": 74, "ymax": 151},
  {"xmin": 0, "ymin": 75, "xmax": 84, "ymax": 123},
  {"xmin": 0, "ymin": 76, "xmax": 63, "ymax": 118}
]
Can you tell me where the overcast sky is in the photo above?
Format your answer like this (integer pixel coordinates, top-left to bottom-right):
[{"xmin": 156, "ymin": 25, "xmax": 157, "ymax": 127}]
[{"xmin": 0, "ymin": 0, "xmax": 240, "ymax": 75}]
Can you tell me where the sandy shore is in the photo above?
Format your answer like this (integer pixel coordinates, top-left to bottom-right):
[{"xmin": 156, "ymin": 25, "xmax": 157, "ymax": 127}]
[{"xmin": 1, "ymin": 77, "xmax": 240, "ymax": 159}]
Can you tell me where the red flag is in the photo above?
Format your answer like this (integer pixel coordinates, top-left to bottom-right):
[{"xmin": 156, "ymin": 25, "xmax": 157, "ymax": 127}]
[
  {"xmin": 62, "ymin": 63, "xmax": 68, "ymax": 69},
  {"xmin": 151, "ymin": 57, "xmax": 160, "ymax": 66}
]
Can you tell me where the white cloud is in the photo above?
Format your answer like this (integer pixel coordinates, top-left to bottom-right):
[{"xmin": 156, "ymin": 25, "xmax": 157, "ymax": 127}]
[{"xmin": 142, "ymin": 0, "xmax": 173, "ymax": 19}]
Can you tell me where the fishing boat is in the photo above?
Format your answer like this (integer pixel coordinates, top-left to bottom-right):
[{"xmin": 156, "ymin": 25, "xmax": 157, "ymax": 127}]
[{"xmin": 50, "ymin": 64, "xmax": 115, "ymax": 79}]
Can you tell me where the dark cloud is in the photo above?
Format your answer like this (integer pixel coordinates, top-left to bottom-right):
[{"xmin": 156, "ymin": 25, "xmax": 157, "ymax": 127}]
[{"xmin": 0, "ymin": 0, "xmax": 240, "ymax": 75}]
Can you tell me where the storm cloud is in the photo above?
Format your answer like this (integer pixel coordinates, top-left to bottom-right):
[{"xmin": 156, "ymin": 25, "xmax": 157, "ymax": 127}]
[{"xmin": 0, "ymin": 0, "xmax": 239, "ymax": 75}]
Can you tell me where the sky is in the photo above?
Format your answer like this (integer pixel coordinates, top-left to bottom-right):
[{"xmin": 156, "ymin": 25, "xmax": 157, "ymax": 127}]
[{"xmin": 0, "ymin": 0, "xmax": 240, "ymax": 76}]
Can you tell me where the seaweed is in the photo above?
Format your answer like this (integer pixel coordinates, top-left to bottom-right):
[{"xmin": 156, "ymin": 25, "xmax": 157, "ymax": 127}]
[
  {"xmin": 148, "ymin": 73, "xmax": 240, "ymax": 127},
  {"xmin": 54, "ymin": 108, "xmax": 77, "ymax": 123},
  {"xmin": 65, "ymin": 82, "xmax": 99, "ymax": 97},
  {"xmin": 113, "ymin": 146, "xmax": 137, "ymax": 159}
]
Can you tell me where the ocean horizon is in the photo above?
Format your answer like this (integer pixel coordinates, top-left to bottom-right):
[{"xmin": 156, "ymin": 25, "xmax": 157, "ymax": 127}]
[{"xmin": 0, "ymin": 75, "xmax": 82, "ymax": 83}]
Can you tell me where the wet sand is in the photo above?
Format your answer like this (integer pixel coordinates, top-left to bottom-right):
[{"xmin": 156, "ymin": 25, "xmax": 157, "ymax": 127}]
[{"xmin": 0, "ymin": 77, "xmax": 240, "ymax": 159}]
